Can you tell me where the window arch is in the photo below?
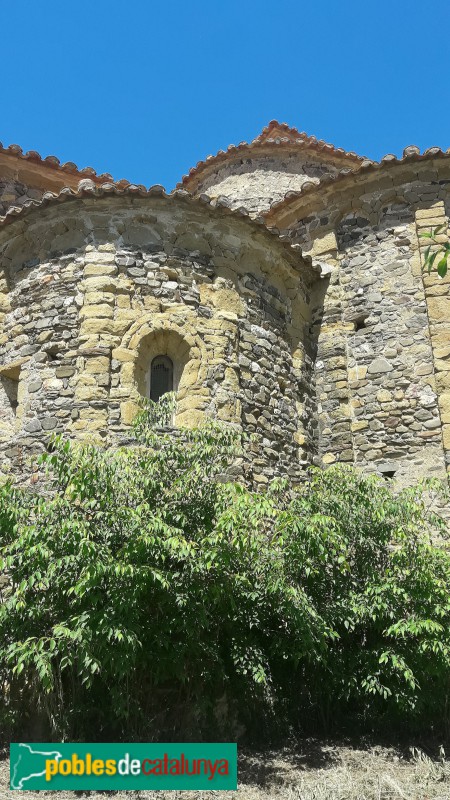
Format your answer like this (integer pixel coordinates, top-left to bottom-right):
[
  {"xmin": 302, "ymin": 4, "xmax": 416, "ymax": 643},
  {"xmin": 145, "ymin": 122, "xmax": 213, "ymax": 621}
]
[
  {"xmin": 133, "ymin": 328, "xmax": 194, "ymax": 413},
  {"xmin": 150, "ymin": 355, "xmax": 173, "ymax": 402}
]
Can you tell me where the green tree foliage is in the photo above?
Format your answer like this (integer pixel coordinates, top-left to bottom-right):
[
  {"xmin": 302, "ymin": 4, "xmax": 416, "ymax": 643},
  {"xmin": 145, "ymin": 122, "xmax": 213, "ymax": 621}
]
[
  {"xmin": 0, "ymin": 396, "xmax": 449, "ymax": 740},
  {"xmin": 420, "ymin": 225, "xmax": 450, "ymax": 277}
]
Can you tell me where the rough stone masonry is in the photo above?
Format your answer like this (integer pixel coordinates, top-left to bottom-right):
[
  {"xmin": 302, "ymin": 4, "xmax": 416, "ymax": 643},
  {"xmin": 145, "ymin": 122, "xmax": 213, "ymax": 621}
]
[{"xmin": 1, "ymin": 120, "xmax": 450, "ymax": 489}]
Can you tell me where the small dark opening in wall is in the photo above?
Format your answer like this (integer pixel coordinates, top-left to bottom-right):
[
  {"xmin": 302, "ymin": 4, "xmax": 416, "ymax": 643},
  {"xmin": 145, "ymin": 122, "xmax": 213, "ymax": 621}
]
[
  {"xmin": 277, "ymin": 377, "xmax": 287, "ymax": 394},
  {"xmin": 1, "ymin": 374, "xmax": 19, "ymax": 416},
  {"xmin": 46, "ymin": 347, "xmax": 59, "ymax": 361},
  {"xmin": 354, "ymin": 318, "xmax": 367, "ymax": 332},
  {"xmin": 383, "ymin": 470, "xmax": 396, "ymax": 480}
]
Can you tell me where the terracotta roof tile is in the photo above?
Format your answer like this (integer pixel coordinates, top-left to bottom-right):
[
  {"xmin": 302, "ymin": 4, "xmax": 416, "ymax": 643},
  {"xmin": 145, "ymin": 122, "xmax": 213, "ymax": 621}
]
[
  {"xmin": 253, "ymin": 120, "xmax": 364, "ymax": 160},
  {"xmin": 264, "ymin": 145, "xmax": 450, "ymax": 223},
  {"xmin": 0, "ymin": 141, "xmax": 116, "ymax": 183},
  {"xmin": 177, "ymin": 120, "xmax": 370, "ymax": 191}
]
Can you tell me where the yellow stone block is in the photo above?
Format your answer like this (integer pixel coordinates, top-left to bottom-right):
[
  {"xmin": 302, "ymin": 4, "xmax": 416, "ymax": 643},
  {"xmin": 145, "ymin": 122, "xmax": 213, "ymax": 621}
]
[
  {"xmin": 199, "ymin": 284, "xmax": 244, "ymax": 315},
  {"xmin": 80, "ymin": 277, "xmax": 121, "ymax": 292},
  {"xmin": 425, "ymin": 285, "xmax": 449, "ymax": 296},
  {"xmin": 430, "ymin": 330, "xmax": 450, "ymax": 348},
  {"xmin": 409, "ymin": 252, "xmax": 422, "ymax": 278},
  {"xmin": 142, "ymin": 296, "xmax": 160, "ymax": 310},
  {"xmin": 310, "ymin": 231, "xmax": 337, "ymax": 256},
  {"xmin": 0, "ymin": 358, "xmax": 27, "ymax": 378},
  {"xmin": 112, "ymin": 347, "xmax": 137, "ymax": 363},
  {"xmin": 85, "ymin": 356, "xmax": 110, "ymax": 374},
  {"xmin": 84, "ymin": 292, "xmax": 115, "ymax": 305},
  {"xmin": 427, "ymin": 296, "xmax": 450, "ymax": 321},
  {"xmin": 320, "ymin": 322, "xmax": 354, "ymax": 334},
  {"xmin": 84, "ymin": 251, "xmax": 116, "ymax": 264},
  {"xmin": 79, "ymin": 408, "xmax": 108, "ymax": 422},
  {"xmin": 436, "ymin": 371, "xmax": 450, "ymax": 392},
  {"xmin": 120, "ymin": 362, "xmax": 135, "ymax": 384},
  {"xmin": 253, "ymin": 474, "xmax": 269, "ymax": 484},
  {"xmin": 70, "ymin": 420, "xmax": 88, "ymax": 431},
  {"xmin": 76, "ymin": 374, "xmax": 99, "ymax": 387},
  {"xmin": 416, "ymin": 216, "xmax": 446, "ymax": 228},
  {"xmin": 322, "ymin": 453, "xmax": 336, "ymax": 464},
  {"xmin": 210, "ymin": 319, "xmax": 236, "ymax": 334},
  {"xmin": 80, "ymin": 319, "xmax": 130, "ymax": 336},
  {"xmin": 0, "ymin": 292, "xmax": 10, "ymax": 312},
  {"xmin": 83, "ymin": 264, "xmax": 117, "ymax": 277},
  {"xmin": 328, "ymin": 356, "xmax": 346, "ymax": 369},
  {"xmin": 176, "ymin": 392, "xmax": 205, "ymax": 412},
  {"xmin": 121, "ymin": 401, "xmax": 139, "ymax": 425},
  {"xmin": 435, "ymin": 359, "xmax": 450, "ymax": 372},
  {"xmin": 216, "ymin": 288, "xmax": 244, "ymax": 315},
  {"xmin": 224, "ymin": 367, "xmax": 239, "ymax": 390},
  {"xmin": 115, "ymin": 309, "xmax": 136, "ymax": 323},
  {"xmin": 415, "ymin": 203, "xmax": 445, "ymax": 220},
  {"xmin": 439, "ymin": 393, "xmax": 450, "ymax": 414},
  {"xmin": 80, "ymin": 304, "xmax": 114, "ymax": 319},
  {"xmin": 434, "ymin": 346, "xmax": 450, "ymax": 360},
  {"xmin": 442, "ymin": 425, "xmax": 450, "ymax": 450},
  {"xmin": 423, "ymin": 270, "xmax": 450, "ymax": 287},
  {"xmin": 204, "ymin": 335, "xmax": 227, "ymax": 348},
  {"xmin": 116, "ymin": 294, "xmax": 131, "ymax": 309},
  {"xmin": 75, "ymin": 386, "xmax": 108, "ymax": 401},
  {"xmin": 199, "ymin": 284, "xmax": 215, "ymax": 306},
  {"xmin": 217, "ymin": 403, "xmax": 238, "ymax": 421},
  {"xmin": 351, "ymin": 421, "xmax": 368, "ymax": 431},
  {"xmin": 175, "ymin": 409, "xmax": 206, "ymax": 428}
]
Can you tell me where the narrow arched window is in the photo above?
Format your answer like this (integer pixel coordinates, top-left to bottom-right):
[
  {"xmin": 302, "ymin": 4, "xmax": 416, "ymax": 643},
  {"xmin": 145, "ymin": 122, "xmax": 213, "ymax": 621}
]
[{"xmin": 150, "ymin": 355, "xmax": 173, "ymax": 402}]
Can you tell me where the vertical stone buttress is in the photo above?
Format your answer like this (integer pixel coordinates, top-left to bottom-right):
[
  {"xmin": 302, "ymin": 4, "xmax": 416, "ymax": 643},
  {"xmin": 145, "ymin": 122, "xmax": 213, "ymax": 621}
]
[
  {"xmin": 309, "ymin": 232, "xmax": 354, "ymax": 465},
  {"xmin": 416, "ymin": 201, "xmax": 450, "ymax": 476}
]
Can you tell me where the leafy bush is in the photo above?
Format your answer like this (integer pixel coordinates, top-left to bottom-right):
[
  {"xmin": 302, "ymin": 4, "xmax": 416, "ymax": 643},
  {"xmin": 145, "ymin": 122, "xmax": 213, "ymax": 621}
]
[
  {"xmin": 278, "ymin": 469, "xmax": 450, "ymax": 734},
  {"xmin": 0, "ymin": 396, "xmax": 449, "ymax": 741}
]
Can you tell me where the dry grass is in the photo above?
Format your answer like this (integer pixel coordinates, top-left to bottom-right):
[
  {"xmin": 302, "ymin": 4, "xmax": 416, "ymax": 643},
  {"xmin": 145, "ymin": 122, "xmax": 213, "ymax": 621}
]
[{"xmin": 0, "ymin": 740, "xmax": 449, "ymax": 799}]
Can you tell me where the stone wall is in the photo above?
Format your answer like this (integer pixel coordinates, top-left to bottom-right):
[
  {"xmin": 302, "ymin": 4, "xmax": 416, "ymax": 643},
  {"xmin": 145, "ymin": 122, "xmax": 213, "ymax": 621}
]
[
  {"xmin": 0, "ymin": 178, "xmax": 44, "ymax": 217},
  {"xmin": 336, "ymin": 203, "xmax": 443, "ymax": 483},
  {"xmin": 2, "ymin": 143, "xmax": 450, "ymax": 493},
  {"xmin": 185, "ymin": 148, "xmax": 342, "ymax": 216},
  {"xmin": 0, "ymin": 192, "xmax": 316, "ymax": 486},
  {"xmin": 275, "ymin": 161, "xmax": 450, "ymax": 487}
]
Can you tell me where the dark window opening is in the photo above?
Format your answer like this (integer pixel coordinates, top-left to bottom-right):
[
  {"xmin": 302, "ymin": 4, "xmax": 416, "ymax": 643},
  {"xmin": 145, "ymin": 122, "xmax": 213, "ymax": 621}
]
[{"xmin": 150, "ymin": 355, "xmax": 173, "ymax": 403}]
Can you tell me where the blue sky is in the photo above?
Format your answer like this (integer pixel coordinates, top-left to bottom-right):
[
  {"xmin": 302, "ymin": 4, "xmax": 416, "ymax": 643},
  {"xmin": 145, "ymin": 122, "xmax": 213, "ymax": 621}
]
[{"xmin": 2, "ymin": 1, "xmax": 449, "ymax": 190}]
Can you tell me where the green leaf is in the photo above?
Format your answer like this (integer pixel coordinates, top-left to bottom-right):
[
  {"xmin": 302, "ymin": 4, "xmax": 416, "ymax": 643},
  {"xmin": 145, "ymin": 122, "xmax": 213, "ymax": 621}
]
[{"xmin": 437, "ymin": 256, "xmax": 448, "ymax": 278}]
